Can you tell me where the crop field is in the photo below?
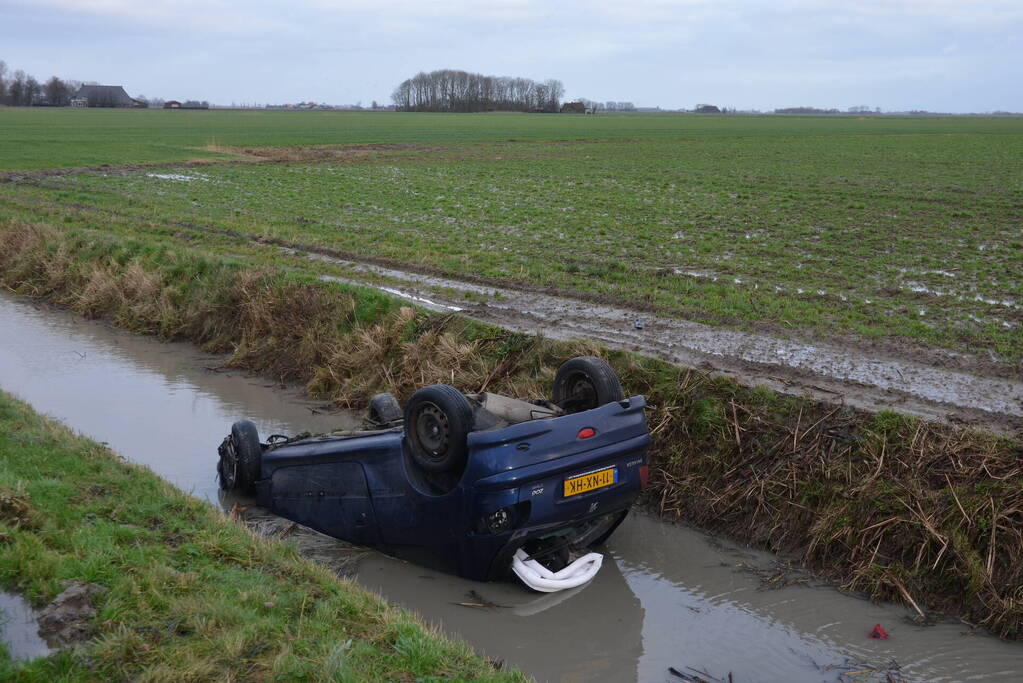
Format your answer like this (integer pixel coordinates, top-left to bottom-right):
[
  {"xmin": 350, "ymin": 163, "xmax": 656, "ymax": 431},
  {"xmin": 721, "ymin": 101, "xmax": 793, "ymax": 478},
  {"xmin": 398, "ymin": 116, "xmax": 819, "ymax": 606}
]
[
  {"xmin": 2, "ymin": 108, "xmax": 1021, "ymax": 367},
  {"xmin": 2, "ymin": 106, "xmax": 1021, "ymax": 169}
]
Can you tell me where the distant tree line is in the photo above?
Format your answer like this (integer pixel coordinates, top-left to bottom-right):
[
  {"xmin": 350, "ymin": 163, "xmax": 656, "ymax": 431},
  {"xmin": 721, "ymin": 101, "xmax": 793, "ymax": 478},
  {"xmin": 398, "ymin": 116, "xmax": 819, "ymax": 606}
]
[
  {"xmin": 392, "ymin": 69, "xmax": 564, "ymax": 112},
  {"xmin": 773, "ymin": 106, "xmax": 842, "ymax": 114},
  {"xmin": 0, "ymin": 59, "xmax": 82, "ymax": 106},
  {"xmin": 0, "ymin": 58, "xmax": 166, "ymax": 107}
]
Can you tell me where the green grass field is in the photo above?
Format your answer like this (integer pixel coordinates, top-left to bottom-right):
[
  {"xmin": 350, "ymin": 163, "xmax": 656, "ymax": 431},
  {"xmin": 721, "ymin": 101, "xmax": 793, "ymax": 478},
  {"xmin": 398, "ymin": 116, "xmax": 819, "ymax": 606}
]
[
  {"xmin": 2, "ymin": 107, "xmax": 1021, "ymax": 365},
  {"xmin": 3, "ymin": 106, "xmax": 1022, "ymax": 169}
]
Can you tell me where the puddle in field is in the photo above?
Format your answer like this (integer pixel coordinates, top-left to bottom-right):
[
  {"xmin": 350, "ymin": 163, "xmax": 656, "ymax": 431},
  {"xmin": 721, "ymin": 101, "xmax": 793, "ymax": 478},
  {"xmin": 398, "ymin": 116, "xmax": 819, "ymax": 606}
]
[
  {"xmin": 0, "ymin": 592, "xmax": 50, "ymax": 662},
  {"xmin": 1, "ymin": 292, "xmax": 1022, "ymax": 680},
  {"xmin": 145, "ymin": 172, "xmax": 208, "ymax": 183}
]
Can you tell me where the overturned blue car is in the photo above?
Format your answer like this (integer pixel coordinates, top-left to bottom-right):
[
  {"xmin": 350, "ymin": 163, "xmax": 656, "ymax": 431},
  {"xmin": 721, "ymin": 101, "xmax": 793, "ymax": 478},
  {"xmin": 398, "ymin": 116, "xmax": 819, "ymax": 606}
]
[{"xmin": 217, "ymin": 357, "xmax": 650, "ymax": 591}]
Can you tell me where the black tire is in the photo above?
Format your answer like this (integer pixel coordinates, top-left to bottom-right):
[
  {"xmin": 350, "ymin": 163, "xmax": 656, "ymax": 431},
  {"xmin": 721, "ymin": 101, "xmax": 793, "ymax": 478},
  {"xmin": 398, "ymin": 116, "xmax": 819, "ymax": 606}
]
[
  {"xmin": 552, "ymin": 356, "xmax": 624, "ymax": 413},
  {"xmin": 368, "ymin": 393, "xmax": 402, "ymax": 426},
  {"xmin": 403, "ymin": 385, "xmax": 473, "ymax": 474},
  {"xmin": 218, "ymin": 420, "xmax": 262, "ymax": 494}
]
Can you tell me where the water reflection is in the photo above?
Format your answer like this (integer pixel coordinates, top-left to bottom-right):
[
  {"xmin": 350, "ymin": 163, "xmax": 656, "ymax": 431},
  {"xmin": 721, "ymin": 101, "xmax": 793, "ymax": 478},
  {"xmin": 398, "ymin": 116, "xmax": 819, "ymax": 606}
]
[
  {"xmin": 0, "ymin": 592, "xmax": 50, "ymax": 662},
  {"xmin": 0, "ymin": 295, "xmax": 353, "ymax": 503},
  {"xmin": 609, "ymin": 513, "xmax": 1021, "ymax": 682}
]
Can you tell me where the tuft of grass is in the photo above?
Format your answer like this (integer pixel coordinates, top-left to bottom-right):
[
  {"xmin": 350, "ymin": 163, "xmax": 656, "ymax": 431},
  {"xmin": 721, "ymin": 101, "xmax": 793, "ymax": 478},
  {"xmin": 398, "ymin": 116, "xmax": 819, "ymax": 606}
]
[{"xmin": 870, "ymin": 409, "xmax": 916, "ymax": 434}]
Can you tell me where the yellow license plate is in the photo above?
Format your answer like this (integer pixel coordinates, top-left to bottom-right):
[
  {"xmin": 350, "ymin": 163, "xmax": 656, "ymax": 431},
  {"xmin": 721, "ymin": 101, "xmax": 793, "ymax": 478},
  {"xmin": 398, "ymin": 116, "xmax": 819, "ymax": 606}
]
[{"xmin": 563, "ymin": 467, "xmax": 618, "ymax": 497}]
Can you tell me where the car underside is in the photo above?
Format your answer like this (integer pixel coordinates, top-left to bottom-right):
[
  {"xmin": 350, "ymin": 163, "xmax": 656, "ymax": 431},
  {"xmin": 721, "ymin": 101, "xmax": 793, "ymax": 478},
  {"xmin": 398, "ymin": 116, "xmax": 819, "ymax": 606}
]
[{"xmin": 217, "ymin": 357, "xmax": 650, "ymax": 591}]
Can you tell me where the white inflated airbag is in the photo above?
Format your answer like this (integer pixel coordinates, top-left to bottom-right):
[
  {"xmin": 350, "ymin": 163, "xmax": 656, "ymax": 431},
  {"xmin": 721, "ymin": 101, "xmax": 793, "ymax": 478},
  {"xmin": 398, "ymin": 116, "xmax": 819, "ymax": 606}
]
[{"xmin": 511, "ymin": 548, "xmax": 602, "ymax": 592}]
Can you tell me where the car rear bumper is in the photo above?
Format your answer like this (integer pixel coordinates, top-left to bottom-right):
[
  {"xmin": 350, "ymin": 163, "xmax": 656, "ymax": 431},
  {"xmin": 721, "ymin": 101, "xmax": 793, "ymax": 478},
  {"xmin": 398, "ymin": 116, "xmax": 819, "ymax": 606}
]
[{"xmin": 480, "ymin": 508, "xmax": 630, "ymax": 581}]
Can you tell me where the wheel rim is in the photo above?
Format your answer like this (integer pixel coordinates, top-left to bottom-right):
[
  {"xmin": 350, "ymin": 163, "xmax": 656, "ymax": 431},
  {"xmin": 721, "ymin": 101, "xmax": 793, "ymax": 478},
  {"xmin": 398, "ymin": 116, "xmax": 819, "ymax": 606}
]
[
  {"xmin": 564, "ymin": 373, "xmax": 598, "ymax": 411},
  {"xmin": 413, "ymin": 401, "xmax": 449, "ymax": 461},
  {"xmin": 220, "ymin": 439, "xmax": 239, "ymax": 488}
]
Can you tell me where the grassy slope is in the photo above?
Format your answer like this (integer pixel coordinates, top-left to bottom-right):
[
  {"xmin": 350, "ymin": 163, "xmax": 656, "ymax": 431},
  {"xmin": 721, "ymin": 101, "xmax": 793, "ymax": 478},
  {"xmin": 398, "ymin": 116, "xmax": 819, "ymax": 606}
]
[
  {"xmin": 0, "ymin": 390, "xmax": 519, "ymax": 681},
  {"xmin": 1, "ymin": 223, "xmax": 1021, "ymax": 640}
]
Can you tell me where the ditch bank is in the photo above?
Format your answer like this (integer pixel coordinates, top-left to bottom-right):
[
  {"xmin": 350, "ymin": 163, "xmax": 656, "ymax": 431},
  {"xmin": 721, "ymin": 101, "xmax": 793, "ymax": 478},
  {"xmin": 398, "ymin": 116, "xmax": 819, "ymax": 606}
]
[
  {"xmin": 2, "ymin": 291, "xmax": 1021, "ymax": 681},
  {"xmin": 2, "ymin": 221, "xmax": 1022, "ymax": 640},
  {"xmin": 0, "ymin": 388, "xmax": 515, "ymax": 680}
]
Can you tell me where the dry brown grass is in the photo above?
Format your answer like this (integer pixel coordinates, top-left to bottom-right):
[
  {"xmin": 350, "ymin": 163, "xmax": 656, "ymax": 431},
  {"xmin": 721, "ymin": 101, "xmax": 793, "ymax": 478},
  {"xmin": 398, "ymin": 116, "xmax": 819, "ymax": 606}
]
[
  {"xmin": 647, "ymin": 390, "xmax": 1023, "ymax": 636},
  {"xmin": 0, "ymin": 485, "xmax": 38, "ymax": 531}
]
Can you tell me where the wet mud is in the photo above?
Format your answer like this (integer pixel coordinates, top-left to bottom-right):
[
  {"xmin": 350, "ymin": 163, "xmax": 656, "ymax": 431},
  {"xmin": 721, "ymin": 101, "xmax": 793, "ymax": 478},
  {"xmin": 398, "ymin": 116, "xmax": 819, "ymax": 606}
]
[
  {"xmin": 2, "ymin": 292, "xmax": 1021, "ymax": 681},
  {"xmin": 36, "ymin": 583, "xmax": 107, "ymax": 647},
  {"xmin": 279, "ymin": 246, "xmax": 1022, "ymax": 434}
]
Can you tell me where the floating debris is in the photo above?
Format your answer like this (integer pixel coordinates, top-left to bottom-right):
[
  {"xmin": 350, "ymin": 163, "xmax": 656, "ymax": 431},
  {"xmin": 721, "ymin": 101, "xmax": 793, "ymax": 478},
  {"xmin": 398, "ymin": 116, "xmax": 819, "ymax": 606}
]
[{"xmin": 869, "ymin": 623, "xmax": 890, "ymax": 640}]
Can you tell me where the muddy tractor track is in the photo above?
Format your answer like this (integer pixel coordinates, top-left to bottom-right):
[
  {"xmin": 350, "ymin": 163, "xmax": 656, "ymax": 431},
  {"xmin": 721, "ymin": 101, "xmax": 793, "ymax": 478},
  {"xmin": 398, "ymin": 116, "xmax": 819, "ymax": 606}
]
[{"xmin": 239, "ymin": 235, "xmax": 1023, "ymax": 434}]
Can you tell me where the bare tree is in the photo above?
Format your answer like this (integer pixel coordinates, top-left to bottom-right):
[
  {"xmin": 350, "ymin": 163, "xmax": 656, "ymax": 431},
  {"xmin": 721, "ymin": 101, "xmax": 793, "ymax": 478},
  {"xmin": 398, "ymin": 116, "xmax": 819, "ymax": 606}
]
[
  {"xmin": 24, "ymin": 76, "xmax": 40, "ymax": 105},
  {"xmin": 44, "ymin": 76, "xmax": 71, "ymax": 106},
  {"xmin": 0, "ymin": 60, "xmax": 7, "ymax": 103},
  {"xmin": 8, "ymin": 70, "xmax": 26, "ymax": 106},
  {"xmin": 543, "ymin": 79, "xmax": 564, "ymax": 112}
]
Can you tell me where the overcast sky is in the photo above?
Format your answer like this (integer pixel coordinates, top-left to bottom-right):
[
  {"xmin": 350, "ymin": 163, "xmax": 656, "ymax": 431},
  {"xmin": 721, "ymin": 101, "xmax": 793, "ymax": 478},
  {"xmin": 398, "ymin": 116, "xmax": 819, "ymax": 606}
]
[{"xmin": 2, "ymin": 0, "xmax": 1020, "ymax": 111}]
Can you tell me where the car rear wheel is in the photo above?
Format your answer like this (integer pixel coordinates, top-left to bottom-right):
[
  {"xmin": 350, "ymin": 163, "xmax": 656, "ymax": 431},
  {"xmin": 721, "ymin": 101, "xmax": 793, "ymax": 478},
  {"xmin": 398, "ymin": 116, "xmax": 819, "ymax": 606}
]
[
  {"xmin": 404, "ymin": 384, "xmax": 473, "ymax": 474},
  {"xmin": 368, "ymin": 392, "xmax": 402, "ymax": 426},
  {"xmin": 218, "ymin": 420, "xmax": 262, "ymax": 494},
  {"xmin": 552, "ymin": 356, "xmax": 624, "ymax": 413}
]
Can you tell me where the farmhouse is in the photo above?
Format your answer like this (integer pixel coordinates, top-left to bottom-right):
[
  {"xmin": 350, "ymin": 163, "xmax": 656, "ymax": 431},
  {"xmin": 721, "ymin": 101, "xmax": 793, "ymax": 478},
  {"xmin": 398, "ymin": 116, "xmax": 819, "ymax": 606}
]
[
  {"xmin": 560, "ymin": 101, "xmax": 586, "ymax": 114},
  {"xmin": 70, "ymin": 85, "xmax": 141, "ymax": 108},
  {"xmin": 163, "ymin": 100, "xmax": 182, "ymax": 109}
]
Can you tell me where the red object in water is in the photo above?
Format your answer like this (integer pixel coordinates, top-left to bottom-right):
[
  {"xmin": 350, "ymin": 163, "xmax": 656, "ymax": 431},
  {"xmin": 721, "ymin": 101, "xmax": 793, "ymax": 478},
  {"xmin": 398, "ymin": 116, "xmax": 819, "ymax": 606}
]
[{"xmin": 869, "ymin": 624, "xmax": 889, "ymax": 639}]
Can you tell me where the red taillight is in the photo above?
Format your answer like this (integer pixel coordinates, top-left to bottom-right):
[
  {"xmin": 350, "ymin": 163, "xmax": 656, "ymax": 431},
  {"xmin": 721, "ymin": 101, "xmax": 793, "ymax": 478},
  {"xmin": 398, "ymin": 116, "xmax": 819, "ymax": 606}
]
[
  {"xmin": 577, "ymin": 427, "xmax": 596, "ymax": 439},
  {"xmin": 639, "ymin": 465, "xmax": 649, "ymax": 489}
]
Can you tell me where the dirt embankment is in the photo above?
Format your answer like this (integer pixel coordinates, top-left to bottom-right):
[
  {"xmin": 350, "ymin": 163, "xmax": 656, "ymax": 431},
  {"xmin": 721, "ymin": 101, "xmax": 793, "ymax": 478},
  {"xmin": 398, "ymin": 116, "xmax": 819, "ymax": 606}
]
[{"xmin": 2, "ymin": 221, "xmax": 1022, "ymax": 639}]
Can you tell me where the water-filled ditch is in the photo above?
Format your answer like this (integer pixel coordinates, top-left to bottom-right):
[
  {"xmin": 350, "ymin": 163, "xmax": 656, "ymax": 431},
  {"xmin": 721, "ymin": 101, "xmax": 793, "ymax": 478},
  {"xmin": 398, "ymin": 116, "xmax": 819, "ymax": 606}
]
[{"xmin": 0, "ymin": 292, "xmax": 1018, "ymax": 681}]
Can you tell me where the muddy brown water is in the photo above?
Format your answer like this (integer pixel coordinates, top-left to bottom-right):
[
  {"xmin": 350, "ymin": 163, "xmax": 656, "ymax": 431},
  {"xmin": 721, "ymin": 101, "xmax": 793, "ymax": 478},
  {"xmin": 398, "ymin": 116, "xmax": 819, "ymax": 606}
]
[{"xmin": 1, "ymin": 292, "xmax": 1020, "ymax": 681}]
